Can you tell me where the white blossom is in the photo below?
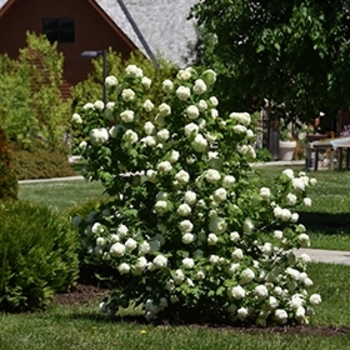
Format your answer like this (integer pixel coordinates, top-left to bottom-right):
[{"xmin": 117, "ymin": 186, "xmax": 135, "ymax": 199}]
[
  {"xmin": 229, "ymin": 112, "xmax": 251, "ymax": 126},
  {"xmin": 184, "ymin": 191, "xmax": 197, "ymax": 205},
  {"xmin": 143, "ymin": 99, "xmax": 154, "ymax": 112},
  {"xmin": 179, "ymin": 220, "xmax": 194, "ymax": 232},
  {"xmin": 298, "ymin": 233, "xmax": 310, "ymax": 247},
  {"xmin": 309, "ymin": 294, "xmax": 322, "ymax": 306},
  {"xmin": 198, "ymin": 100, "xmax": 208, "ymax": 112},
  {"xmin": 144, "ymin": 121, "xmax": 156, "ymax": 135},
  {"xmin": 141, "ymin": 76, "xmax": 152, "ymax": 89},
  {"xmin": 120, "ymin": 110, "xmax": 135, "ymax": 123},
  {"xmin": 286, "ymin": 193, "xmax": 297, "ymax": 206},
  {"xmin": 125, "ymin": 64, "xmax": 143, "ymax": 78},
  {"xmin": 94, "ymin": 100, "xmax": 104, "ymax": 110},
  {"xmin": 231, "ymin": 285, "xmax": 246, "ymax": 300},
  {"xmin": 209, "ymin": 96, "xmax": 219, "ymax": 107},
  {"xmin": 155, "ymin": 200, "xmax": 169, "ymax": 214},
  {"xmin": 254, "ymin": 285, "xmax": 269, "ymax": 300},
  {"xmin": 182, "ymin": 233, "xmax": 195, "ymax": 244},
  {"xmin": 210, "ymin": 109, "xmax": 219, "ymax": 119},
  {"xmin": 105, "ymin": 75, "xmax": 118, "ymax": 87},
  {"xmin": 158, "ymin": 103, "xmax": 171, "ymax": 117},
  {"xmin": 231, "ymin": 248, "xmax": 244, "ymax": 261},
  {"xmin": 233, "ymin": 124, "xmax": 247, "ymax": 134},
  {"xmin": 157, "ymin": 128, "xmax": 170, "ymax": 142},
  {"xmin": 193, "ymin": 79, "xmax": 207, "ymax": 95},
  {"xmin": 207, "ymin": 233, "xmax": 218, "ymax": 245},
  {"xmin": 186, "ymin": 105, "xmax": 200, "ymax": 119},
  {"xmin": 71, "ymin": 113, "xmax": 82, "ymax": 124},
  {"xmin": 89, "ymin": 128, "xmax": 109, "ymax": 146},
  {"xmin": 192, "ymin": 133, "xmax": 208, "ymax": 152},
  {"xmin": 118, "ymin": 262, "xmax": 131, "ymax": 274},
  {"xmin": 260, "ymin": 187, "xmax": 271, "ymax": 200},
  {"xmin": 230, "ymin": 231, "xmax": 240, "ymax": 242},
  {"xmin": 123, "ymin": 129, "xmax": 139, "ymax": 144},
  {"xmin": 275, "ymin": 309, "xmax": 288, "ymax": 325},
  {"xmin": 303, "ymin": 197, "xmax": 312, "ymax": 207},
  {"xmin": 138, "ymin": 241, "xmax": 151, "ymax": 256},
  {"xmin": 205, "ymin": 169, "xmax": 221, "ymax": 184},
  {"xmin": 175, "ymin": 170, "xmax": 190, "ymax": 185},
  {"xmin": 168, "ymin": 150, "xmax": 180, "ymax": 163},
  {"xmin": 177, "ymin": 203, "xmax": 192, "ymax": 216},
  {"xmin": 182, "ymin": 258, "xmax": 195, "ymax": 269},
  {"xmin": 240, "ymin": 268, "xmax": 255, "ymax": 285},
  {"xmin": 177, "ymin": 69, "xmax": 192, "ymax": 80},
  {"xmin": 282, "ymin": 169, "xmax": 295, "ymax": 179},
  {"xmin": 121, "ymin": 88, "xmax": 135, "ymax": 102},
  {"xmin": 209, "ymin": 217, "xmax": 227, "ymax": 235},
  {"xmin": 157, "ymin": 161, "xmax": 172, "ymax": 175},
  {"xmin": 184, "ymin": 122, "xmax": 199, "ymax": 137},
  {"xmin": 110, "ymin": 242, "xmax": 126, "ymax": 257},
  {"xmin": 153, "ymin": 255, "xmax": 168, "ymax": 269},
  {"xmin": 162, "ymin": 79, "xmax": 174, "ymax": 93},
  {"xmin": 237, "ymin": 307, "xmax": 249, "ymax": 320},
  {"xmin": 176, "ymin": 86, "xmax": 191, "ymax": 100}
]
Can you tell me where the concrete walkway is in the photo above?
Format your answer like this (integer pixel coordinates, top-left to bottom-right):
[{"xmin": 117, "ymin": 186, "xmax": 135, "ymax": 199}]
[{"xmin": 295, "ymin": 248, "xmax": 350, "ymax": 266}]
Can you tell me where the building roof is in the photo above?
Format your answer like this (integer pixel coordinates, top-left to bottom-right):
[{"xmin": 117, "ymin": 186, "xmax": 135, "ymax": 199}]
[{"xmin": 0, "ymin": 0, "xmax": 198, "ymax": 65}]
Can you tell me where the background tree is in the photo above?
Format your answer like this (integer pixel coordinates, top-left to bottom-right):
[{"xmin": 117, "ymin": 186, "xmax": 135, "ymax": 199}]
[{"xmin": 189, "ymin": 0, "xmax": 350, "ymax": 128}]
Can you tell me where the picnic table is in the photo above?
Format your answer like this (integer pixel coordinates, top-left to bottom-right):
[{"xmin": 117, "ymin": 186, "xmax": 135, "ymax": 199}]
[{"xmin": 305, "ymin": 136, "xmax": 350, "ymax": 170}]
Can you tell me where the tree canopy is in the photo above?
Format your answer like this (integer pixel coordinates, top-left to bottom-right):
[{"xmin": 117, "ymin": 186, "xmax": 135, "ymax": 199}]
[{"xmin": 189, "ymin": 0, "xmax": 350, "ymax": 125}]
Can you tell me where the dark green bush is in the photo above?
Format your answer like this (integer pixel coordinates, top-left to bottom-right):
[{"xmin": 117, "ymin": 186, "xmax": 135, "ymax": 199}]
[
  {"xmin": 254, "ymin": 147, "xmax": 273, "ymax": 162},
  {"xmin": 68, "ymin": 198, "xmax": 118, "ymax": 287},
  {"xmin": 0, "ymin": 129, "xmax": 18, "ymax": 200},
  {"xmin": 13, "ymin": 149, "xmax": 77, "ymax": 180},
  {"xmin": 0, "ymin": 201, "xmax": 79, "ymax": 312}
]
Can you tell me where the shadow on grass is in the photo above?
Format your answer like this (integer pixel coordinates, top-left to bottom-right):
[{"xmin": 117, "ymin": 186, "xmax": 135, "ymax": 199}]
[{"xmin": 299, "ymin": 211, "xmax": 350, "ymax": 235}]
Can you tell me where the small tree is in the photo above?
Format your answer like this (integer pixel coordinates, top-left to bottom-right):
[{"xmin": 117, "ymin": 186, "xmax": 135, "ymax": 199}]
[{"xmin": 189, "ymin": 0, "xmax": 350, "ymax": 125}]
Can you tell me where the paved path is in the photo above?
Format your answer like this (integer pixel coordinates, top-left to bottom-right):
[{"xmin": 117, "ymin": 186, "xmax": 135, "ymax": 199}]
[{"xmin": 295, "ymin": 248, "xmax": 350, "ymax": 266}]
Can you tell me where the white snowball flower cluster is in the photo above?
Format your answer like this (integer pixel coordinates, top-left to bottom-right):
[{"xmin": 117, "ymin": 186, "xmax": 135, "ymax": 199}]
[
  {"xmin": 120, "ymin": 110, "xmax": 135, "ymax": 123},
  {"xmin": 176, "ymin": 86, "xmax": 191, "ymax": 100},
  {"xmin": 105, "ymin": 75, "xmax": 118, "ymax": 87},
  {"xmin": 71, "ymin": 113, "xmax": 82, "ymax": 124},
  {"xmin": 229, "ymin": 112, "xmax": 251, "ymax": 126},
  {"xmin": 121, "ymin": 88, "xmax": 135, "ymax": 102},
  {"xmin": 125, "ymin": 64, "xmax": 143, "ymax": 78},
  {"xmin": 89, "ymin": 128, "xmax": 109, "ymax": 146}
]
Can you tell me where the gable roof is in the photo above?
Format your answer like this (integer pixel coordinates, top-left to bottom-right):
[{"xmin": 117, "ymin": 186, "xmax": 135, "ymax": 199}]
[{"xmin": 0, "ymin": 0, "xmax": 198, "ymax": 65}]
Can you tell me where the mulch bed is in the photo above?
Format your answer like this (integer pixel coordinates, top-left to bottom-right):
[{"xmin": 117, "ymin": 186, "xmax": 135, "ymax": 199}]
[{"xmin": 53, "ymin": 284, "xmax": 350, "ymax": 336}]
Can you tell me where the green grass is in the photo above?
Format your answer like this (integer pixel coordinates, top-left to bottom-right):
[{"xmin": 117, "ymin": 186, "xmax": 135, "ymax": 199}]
[
  {"xmin": 19, "ymin": 179, "xmax": 106, "ymax": 212},
  {"xmin": 255, "ymin": 165, "xmax": 350, "ymax": 251},
  {"xmin": 1, "ymin": 262, "xmax": 350, "ymax": 350}
]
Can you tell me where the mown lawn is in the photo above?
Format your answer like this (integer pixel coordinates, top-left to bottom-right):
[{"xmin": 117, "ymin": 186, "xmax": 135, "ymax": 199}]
[
  {"xmin": 19, "ymin": 164, "xmax": 350, "ymax": 251},
  {"xmin": 1, "ymin": 262, "xmax": 349, "ymax": 350}
]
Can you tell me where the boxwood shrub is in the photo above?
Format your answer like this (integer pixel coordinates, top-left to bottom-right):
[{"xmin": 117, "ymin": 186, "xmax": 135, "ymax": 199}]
[{"xmin": 0, "ymin": 201, "xmax": 79, "ymax": 312}]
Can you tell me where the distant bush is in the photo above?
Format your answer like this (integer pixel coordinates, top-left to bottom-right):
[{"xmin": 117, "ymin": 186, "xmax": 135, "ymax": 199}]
[
  {"xmin": 0, "ymin": 201, "xmax": 79, "ymax": 312},
  {"xmin": 255, "ymin": 148, "xmax": 273, "ymax": 162},
  {"xmin": 0, "ymin": 129, "xmax": 18, "ymax": 200},
  {"xmin": 13, "ymin": 148, "xmax": 76, "ymax": 180}
]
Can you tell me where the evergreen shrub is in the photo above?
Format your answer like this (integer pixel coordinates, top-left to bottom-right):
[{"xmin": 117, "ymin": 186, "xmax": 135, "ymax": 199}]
[
  {"xmin": 0, "ymin": 201, "xmax": 79, "ymax": 312},
  {"xmin": 0, "ymin": 129, "xmax": 18, "ymax": 200}
]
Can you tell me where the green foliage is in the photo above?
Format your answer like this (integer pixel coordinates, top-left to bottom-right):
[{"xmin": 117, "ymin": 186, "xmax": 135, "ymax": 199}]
[
  {"xmin": 255, "ymin": 148, "xmax": 273, "ymax": 162},
  {"xmin": 0, "ymin": 129, "xmax": 18, "ymax": 201},
  {"xmin": 189, "ymin": 1, "xmax": 350, "ymax": 124},
  {"xmin": 72, "ymin": 65, "xmax": 320, "ymax": 326},
  {"xmin": 0, "ymin": 32, "xmax": 72, "ymax": 152},
  {"xmin": 0, "ymin": 201, "xmax": 79, "ymax": 312},
  {"xmin": 12, "ymin": 147, "xmax": 76, "ymax": 180}
]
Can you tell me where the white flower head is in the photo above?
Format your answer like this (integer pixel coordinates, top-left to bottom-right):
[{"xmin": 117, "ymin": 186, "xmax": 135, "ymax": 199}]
[
  {"xmin": 231, "ymin": 285, "xmax": 245, "ymax": 300},
  {"xmin": 282, "ymin": 169, "xmax": 295, "ymax": 179},
  {"xmin": 153, "ymin": 255, "xmax": 168, "ymax": 269},
  {"xmin": 184, "ymin": 191, "xmax": 197, "ymax": 205},
  {"xmin": 157, "ymin": 128, "xmax": 170, "ymax": 142},
  {"xmin": 125, "ymin": 238, "xmax": 137, "ymax": 251},
  {"xmin": 207, "ymin": 233, "xmax": 218, "ymax": 245},
  {"xmin": 186, "ymin": 105, "xmax": 200, "ymax": 120},
  {"xmin": 168, "ymin": 150, "xmax": 180, "ymax": 163},
  {"xmin": 162, "ymin": 79, "xmax": 174, "ymax": 94},
  {"xmin": 286, "ymin": 193, "xmax": 297, "ymax": 206},
  {"xmin": 154, "ymin": 200, "xmax": 169, "ymax": 215},
  {"xmin": 179, "ymin": 220, "xmax": 194, "ymax": 232},
  {"xmin": 144, "ymin": 121, "xmax": 156, "ymax": 135},
  {"xmin": 123, "ymin": 129, "xmax": 139, "ymax": 144},
  {"xmin": 125, "ymin": 64, "xmax": 143, "ymax": 78},
  {"xmin": 309, "ymin": 294, "xmax": 322, "ymax": 306},
  {"xmin": 231, "ymin": 248, "xmax": 244, "ymax": 261},
  {"xmin": 89, "ymin": 128, "xmax": 109, "ymax": 146},
  {"xmin": 182, "ymin": 257, "xmax": 195, "ymax": 269},
  {"xmin": 260, "ymin": 187, "xmax": 271, "ymax": 200},
  {"xmin": 193, "ymin": 79, "xmax": 207, "ymax": 95},
  {"xmin": 120, "ymin": 109, "xmax": 135, "ymax": 123},
  {"xmin": 182, "ymin": 233, "xmax": 195, "ymax": 244},
  {"xmin": 184, "ymin": 122, "xmax": 199, "ymax": 137},
  {"xmin": 192, "ymin": 133, "xmax": 208, "ymax": 152},
  {"xmin": 210, "ymin": 108, "xmax": 219, "ymax": 119},
  {"xmin": 198, "ymin": 100, "xmax": 208, "ymax": 112},
  {"xmin": 205, "ymin": 169, "xmax": 221, "ymax": 184},
  {"xmin": 121, "ymin": 88, "xmax": 135, "ymax": 102},
  {"xmin": 105, "ymin": 75, "xmax": 118, "ymax": 87},
  {"xmin": 229, "ymin": 112, "xmax": 251, "ymax": 126},
  {"xmin": 118, "ymin": 262, "xmax": 130, "ymax": 274},
  {"xmin": 240, "ymin": 268, "xmax": 255, "ymax": 285},
  {"xmin": 275, "ymin": 309, "xmax": 288, "ymax": 325},
  {"xmin": 176, "ymin": 86, "xmax": 191, "ymax": 100},
  {"xmin": 177, "ymin": 203, "xmax": 192, "ymax": 216},
  {"xmin": 143, "ymin": 99, "xmax": 154, "ymax": 112},
  {"xmin": 110, "ymin": 242, "xmax": 126, "ymax": 257},
  {"xmin": 201, "ymin": 70, "xmax": 217, "ymax": 86},
  {"xmin": 141, "ymin": 76, "xmax": 152, "ymax": 89},
  {"xmin": 230, "ymin": 231, "xmax": 240, "ymax": 242},
  {"xmin": 303, "ymin": 197, "xmax": 312, "ymax": 207},
  {"xmin": 209, "ymin": 96, "xmax": 219, "ymax": 107},
  {"xmin": 233, "ymin": 124, "xmax": 247, "ymax": 134},
  {"xmin": 157, "ymin": 161, "xmax": 172, "ymax": 175},
  {"xmin": 213, "ymin": 187, "xmax": 227, "ymax": 202},
  {"xmin": 254, "ymin": 285, "xmax": 269, "ymax": 300},
  {"xmin": 177, "ymin": 69, "xmax": 192, "ymax": 81},
  {"xmin": 71, "ymin": 113, "xmax": 82, "ymax": 124},
  {"xmin": 175, "ymin": 170, "xmax": 190, "ymax": 185},
  {"xmin": 222, "ymin": 175, "xmax": 236, "ymax": 188},
  {"xmin": 158, "ymin": 103, "xmax": 171, "ymax": 117},
  {"xmin": 94, "ymin": 100, "xmax": 104, "ymax": 111}
]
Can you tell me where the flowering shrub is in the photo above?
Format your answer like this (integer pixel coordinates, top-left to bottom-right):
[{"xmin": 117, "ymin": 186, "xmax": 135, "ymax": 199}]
[{"xmin": 72, "ymin": 65, "xmax": 321, "ymax": 326}]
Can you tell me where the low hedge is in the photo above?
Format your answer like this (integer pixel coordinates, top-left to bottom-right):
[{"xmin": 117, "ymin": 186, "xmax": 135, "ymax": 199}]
[
  {"xmin": 13, "ymin": 149, "xmax": 77, "ymax": 180},
  {"xmin": 0, "ymin": 201, "xmax": 79, "ymax": 312}
]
